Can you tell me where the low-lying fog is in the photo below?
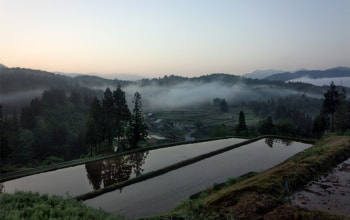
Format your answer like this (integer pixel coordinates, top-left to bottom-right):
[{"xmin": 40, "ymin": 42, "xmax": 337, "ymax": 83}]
[
  {"xmin": 123, "ymin": 82, "xmax": 316, "ymax": 111},
  {"xmin": 288, "ymin": 77, "xmax": 350, "ymax": 87},
  {"xmin": 0, "ymin": 89, "xmax": 44, "ymax": 113},
  {"xmin": 0, "ymin": 81, "xmax": 323, "ymax": 113}
]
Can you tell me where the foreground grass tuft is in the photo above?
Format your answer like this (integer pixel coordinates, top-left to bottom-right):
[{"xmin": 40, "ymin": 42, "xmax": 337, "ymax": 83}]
[{"xmin": 0, "ymin": 191, "xmax": 125, "ymax": 220}]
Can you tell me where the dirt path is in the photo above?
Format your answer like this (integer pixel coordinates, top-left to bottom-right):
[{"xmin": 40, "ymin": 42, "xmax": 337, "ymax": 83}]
[{"xmin": 289, "ymin": 157, "xmax": 350, "ymax": 216}]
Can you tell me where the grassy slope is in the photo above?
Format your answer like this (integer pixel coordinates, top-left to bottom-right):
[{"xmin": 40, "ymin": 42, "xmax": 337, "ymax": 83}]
[
  {"xmin": 0, "ymin": 191, "xmax": 125, "ymax": 220},
  {"xmin": 171, "ymin": 135, "xmax": 350, "ymax": 220}
]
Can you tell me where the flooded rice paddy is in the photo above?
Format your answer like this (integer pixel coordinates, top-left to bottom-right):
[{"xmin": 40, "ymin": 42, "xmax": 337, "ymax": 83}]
[
  {"xmin": 2, "ymin": 138, "xmax": 245, "ymax": 196},
  {"xmin": 85, "ymin": 138, "xmax": 311, "ymax": 218}
]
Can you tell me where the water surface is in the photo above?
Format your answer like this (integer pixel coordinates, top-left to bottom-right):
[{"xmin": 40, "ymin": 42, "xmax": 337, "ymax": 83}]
[
  {"xmin": 85, "ymin": 138, "xmax": 311, "ymax": 218},
  {"xmin": 2, "ymin": 138, "xmax": 245, "ymax": 196}
]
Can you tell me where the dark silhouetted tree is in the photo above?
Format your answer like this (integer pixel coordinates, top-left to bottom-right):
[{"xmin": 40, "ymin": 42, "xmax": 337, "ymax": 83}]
[
  {"xmin": 128, "ymin": 92, "xmax": 147, "ymax": 148},
  {"xmin": 258, "ymin": 116, "xmax": 275, "ymax": 135},
  {"xmin": 90, "ymin": 97, "xmax": 103, "ymax": 150},
  {"xmin": 20, "ymin": 106, "xmax": 35, "ymax": 129},
  {"xmin": 275, "ymin": 119, "xmax": 296, "ymax": 137},
  {"xmin": 334, "ymin": 88, "xmax": 350, "ymax": 132},
  {"xmin": 323, "ymin": 82, "xmax": 339, "ymax": 132},
  {"xmin": 113, "ymin": 85, "xmax": 130, "ymax": 149},
  {"xmin": 102, "ymin": 88, "xmax": 115, "ymax": 148},
  {"xmin": 220, "ymin": 99, "xmax": 229, "ymax": 112},
  {"xmin": 312, "ymin": 110, "xmax": 330, "ymax": 138},
  {"xmin": 86, "ymin": 114, "xmax": 98, "ymax": 156},
  {"xmin": 86, "ymin": 97, "xmax": 102, "ymax": 155},
  {"xmin": 236, "ymin": 110, "xmax": 248, "ymax": 135},
  {"xmin": 0, "ymin": 105, "xmax": 11, "ymax": 164}
]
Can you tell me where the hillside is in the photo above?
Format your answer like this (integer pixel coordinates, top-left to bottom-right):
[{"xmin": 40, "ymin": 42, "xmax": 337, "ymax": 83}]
[
  {"xmin": 0, "ymin": 67, "xmax": 72, "ymax": 94},
  {"xmin": 1, "ymin": 66, "xmax": 340, "ymax": 114},
  {"xmin": 243, "ymin": 69, "xmax": 285, "ymax": 79},
  {"xmin": 1, "ymin": 67, "xmax": 331, "ymax": 97},
  {"xmin": 264, "ymin": 67, "xmax": 350, "ymax": 81}
]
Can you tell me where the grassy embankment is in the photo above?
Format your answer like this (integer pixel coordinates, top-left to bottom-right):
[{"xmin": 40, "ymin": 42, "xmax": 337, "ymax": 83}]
[
  {"xmin": 0, "ymin": 191, "xmax": 125, "ymax": 220},
  {"xmin": 166, "ymin": 135, "xmax": 350, "ymax": 220}
]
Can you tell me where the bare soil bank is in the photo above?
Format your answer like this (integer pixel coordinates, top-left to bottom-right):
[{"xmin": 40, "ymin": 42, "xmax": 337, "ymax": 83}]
[{"xmin": 290, "ymin": 157, "xmax": 350, "ymax": 216}]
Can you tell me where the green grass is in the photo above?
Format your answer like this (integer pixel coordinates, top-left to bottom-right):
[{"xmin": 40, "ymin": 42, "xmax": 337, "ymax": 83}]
[
  {"xmin": 0, "ymin": 191, "xmax": 125, "ymax": 220},
  {"xmin": 293, "ymin": 145, "xmax": 330, "ymax": 162}
]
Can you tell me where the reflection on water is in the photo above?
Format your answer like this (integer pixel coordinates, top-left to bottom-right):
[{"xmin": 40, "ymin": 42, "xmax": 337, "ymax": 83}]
[
  {"xmin": 265, "ymin": 137, "xmax": 292, "ymax": 148},
  {"xmin": 85, "ymin": 138, "xmax": 312, "ymax": 218},
  {"xmin": 2, "ymin": 138, "xmax": 245, "ymax": 197},
  {"xmin": 85, "ymin": 151, "xmax": 149, "ymax": 190}
]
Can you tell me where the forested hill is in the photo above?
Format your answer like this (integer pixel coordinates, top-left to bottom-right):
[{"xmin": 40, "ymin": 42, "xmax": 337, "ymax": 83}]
[
  {"xmin": 1, "ymin": 66, "xmax": 344, "ymax": 101},
  {"xmin": 264, "ymin": 67, "xmax": 350, "ymax": 81},
  {"xmin": 73, "ymin": 75, "xmax": 131, "ymax": 89},
  {"xmin": 138, "ymin": 73, "xmax": 331, "ymax": 95},
  {"xmin": 0, "ymin": 67, "xmax": 129, "ymax": 94},
  {"xmin": 3, "ymin": 66, "xmax": 348, "ymax": 113},
  {"xmin": 1, "ymin": 66, "xmax": 349, "ymax": 168},
  {"xmin": 1, "ymin": 67, "xmax": 335, "ymax": 95},
  {"xmin": 0, "ymin": 67, "xmax": 72, "ymax": 94}
]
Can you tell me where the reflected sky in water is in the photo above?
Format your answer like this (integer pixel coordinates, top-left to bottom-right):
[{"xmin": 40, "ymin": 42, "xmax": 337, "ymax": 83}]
[
  {"xmin": 85, "ymin": 138, "xmax": 311, "ymax": 218},
  {"xmin": 2, "ymin": 138, "xmax": 245, "ymax": 196}
]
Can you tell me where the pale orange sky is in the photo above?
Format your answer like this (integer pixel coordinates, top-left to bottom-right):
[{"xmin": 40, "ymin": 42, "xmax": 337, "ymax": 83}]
[{"xmin": 1, "ymin": 0, "xmax": 349, "ymax": 77}]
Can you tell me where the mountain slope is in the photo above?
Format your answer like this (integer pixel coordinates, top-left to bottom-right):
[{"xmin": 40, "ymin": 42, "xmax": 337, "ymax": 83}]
[
  {"xmin": 0, "ymin": 67, "xmax": 72, "ymax": 94},
  {"xmin": 264, "ymin": 67, "xmax": 350, "ymax": 81},
  {"xmin": 243, "ymin": 69, "xmax": 285, "ymax": 79}
]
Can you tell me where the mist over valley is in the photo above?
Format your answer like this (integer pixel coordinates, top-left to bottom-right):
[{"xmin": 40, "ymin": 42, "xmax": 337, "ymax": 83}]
[
  {"xmin": 1, "ymin": 66, "xmax": 349, "ymax": 220},
  {"xmin": 1, "ymin": 66, "xmax": 339, "ymax": 113}
]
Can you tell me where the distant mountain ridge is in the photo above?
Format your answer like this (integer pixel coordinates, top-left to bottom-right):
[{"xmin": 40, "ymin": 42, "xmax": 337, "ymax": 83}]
[
  {"xmin": 0, "ymin": 63, "xmax": 7, "ymax": 69},
  {"xmin": 264, "ymin": 67, "xmax": 350, "ymax": 81},
  {"xmin": 243, "ymin": 69, "xmax": 286, "ymax": 79},
  {"xmin": 1, "ymin": 66, "xmax": 329, "ymax": 94},
  {"xmin": 2, "ymin": 66, "xmax": 349, "ymax": 97},
  {"xmin": 3, "ymin": 66, "xmax": 350, "ymax": 114},
  {"xmin": 0, "ymin": 67, "xmax": 132, "ymax": 94},
  {"xmin": 57, "ymin": 72, "xmax": 147, "ymax": 81}
]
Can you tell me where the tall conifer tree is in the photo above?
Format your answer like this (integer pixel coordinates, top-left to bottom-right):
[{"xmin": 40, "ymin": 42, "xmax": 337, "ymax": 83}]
[
  {"xmin": 113, "ymin": 84, "xmax": 130, "ymax": 149},
  {"xmin": 236, "ymin": 110, "xmax": 248, "ymax": 135},
  {"xmin": 128, "ymin": 92, "xmax": 147, "ymax": 148},
  {"xmin": 102, "ymin": 88, "xmax": 115, "ymax": 148},
  {"xmin": 334, "ymin": 88, "xmax": 349, "ymax": 132},
  {"xmin": 322, "ymin": 82, "xmax": 339, "ymax": 132}
]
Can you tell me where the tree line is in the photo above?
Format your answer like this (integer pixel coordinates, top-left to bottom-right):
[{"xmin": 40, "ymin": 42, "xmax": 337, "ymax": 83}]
[
  {"xmin": 85, "ymin": 85, "xmax": 147, "ymax": 156},
  {"xmin": 0, "ymin": 85, "xmax": 148, "ymax": 168},
  {"xmin": 0, "ymin": 87, "xmax": 94, "ymax": 167},
  {"xmin": 254, "ymin": 82, "xmax": 349, "ymax": 138},
  {"xmin": 313, "ymin": 82, "xmax": 350, "ymax": 138},
  {"xmin": 210, "ymin": 82, "xmax": 349, "ymax": 139}
]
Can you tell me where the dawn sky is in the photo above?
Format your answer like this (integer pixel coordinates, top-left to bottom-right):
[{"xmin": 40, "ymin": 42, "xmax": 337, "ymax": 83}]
[{"xmin": 1, "ymin": 0, "xmax": 349, "ymax": 77}]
